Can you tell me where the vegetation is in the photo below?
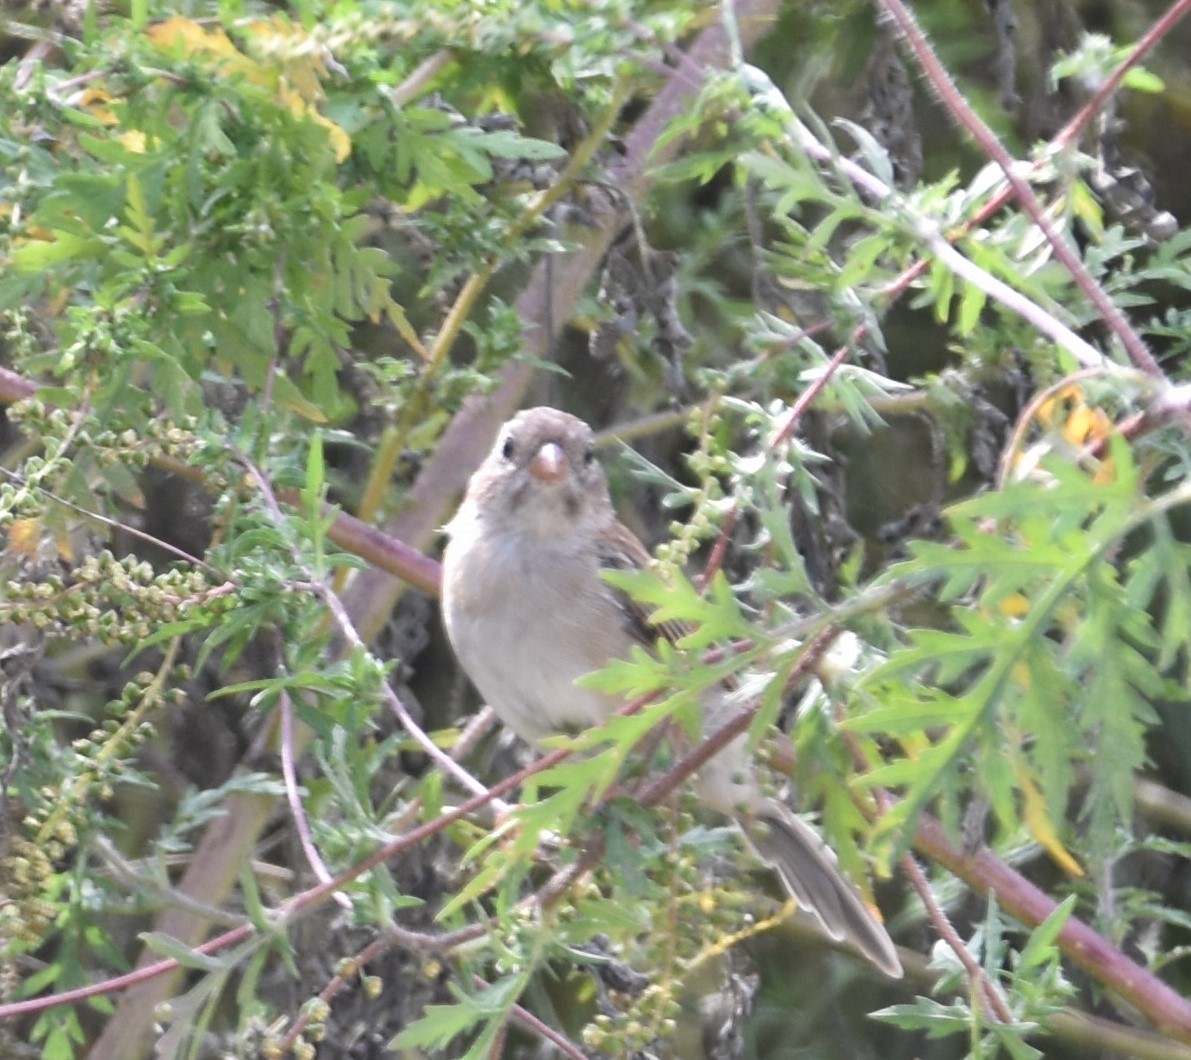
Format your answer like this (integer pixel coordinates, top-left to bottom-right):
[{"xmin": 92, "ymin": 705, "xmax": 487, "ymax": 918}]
[{"xmin": 2, "ymin": 1, "xmax": 1191, "ymax": 1057}]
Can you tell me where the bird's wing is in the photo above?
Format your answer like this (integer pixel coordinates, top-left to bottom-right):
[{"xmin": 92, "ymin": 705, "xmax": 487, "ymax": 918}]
[{"xmin": 594, "ymin": 520, "xmax": 692, "ymax": 651}]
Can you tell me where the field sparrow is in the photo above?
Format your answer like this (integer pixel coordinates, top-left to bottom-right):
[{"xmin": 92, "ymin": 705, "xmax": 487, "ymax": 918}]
[{"xmin": 441, "ymin": 406, "xmax": 901, "ymax": 977}]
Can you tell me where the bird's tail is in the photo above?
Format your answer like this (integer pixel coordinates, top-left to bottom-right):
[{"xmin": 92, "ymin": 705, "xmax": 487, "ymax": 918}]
[{"xmin": 743, "ymin": 801, "xmax": 902, "ymax": 978}]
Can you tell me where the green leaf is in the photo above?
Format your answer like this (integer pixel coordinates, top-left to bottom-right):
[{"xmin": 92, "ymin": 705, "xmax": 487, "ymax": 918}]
[
  {"xmin": 139, "ymin": 932, "xmax": 230, "ymax": 972},
  {"xmin": 40, "ymin": 1016, "xmax": 86, "ymax": 1060},
  {"xmin": 389, "ymin": 976, "xmax": 525, "ymax": 1051},
  {"xmin": 956, "ymin": 279, "xmax": 987, "ymax": 334},
  {"xmin": 1121, "ymin": 68, "xmax": 1164, "ymax": 93},
  {"xmin": 990, "ymin": 1023, "xmax": 1043, "ymax": 1060},
  {"xmin": 462, "ymin": 127, "xmax": 566, "ymax": 162},
  {"xmin": 1018, "ymin": 894, "xmax": 1076, "ymax": 974},
  {"xmin": 388, "ymin": 1003, "xmax": 482, "ymax": 1052},
  {"xmin": 872, "ymin": 998, "xmax": 974, "ymax": 1036},
  {"xmin": 843, "ymin": 689, "xmax": 978, "ymax": 736},
  {"xmin": 304, "ymin": 432, "xmax": 326, "ymax": 504},
  {"xmin": 10, "ymin": 230, "xmax": 103, "ymax": 271}
]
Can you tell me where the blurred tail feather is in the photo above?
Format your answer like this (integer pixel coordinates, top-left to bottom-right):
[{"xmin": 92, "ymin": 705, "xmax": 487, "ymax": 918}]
[{"xmin": 744, "ymin": 802, "xmax": 902, "ymax": 978}]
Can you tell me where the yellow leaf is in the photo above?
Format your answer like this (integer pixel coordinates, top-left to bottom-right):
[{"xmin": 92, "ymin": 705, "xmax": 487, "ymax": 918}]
[
  {"xmin": 999, "ymin": 592, "xmax": 1030, "ymax": 618},
  {"xmin": 46, "ymin": 286, "xmax": 70, "ymax": 316},
  {"xmin": 271, "ymin": 374, "xmax": 329, "ymax": 423},
  {"xmin": 1063, "ymin": 403, "xmax": 1094, "ymax": 444},
  {"xmin": 118, "ymin": 130, "xmax": 149, "ymax": 154},
  {"xmin": 146, "ymin": 16, "xmax": 259, "ymax": 82},
  {"xmin": 146, "ymin": 16, "xmax": 242, "ymax": 61},
  {"xmin": 8, "ymin": 518, "xmax": 42, "ymax": 557},
  {"xmin": 1092, "ymin": 457, "xmax": 1116, "ymax": 486},
  {"xmin": 898, "ymin": 731, "xmax": 930, "ymax": 758},
  {"xmin": 1010, "ymin": 660, "xmax": 1032, "ymax": 690},
  {"xmin": 315, "ymin": 112, "xmax": 351, "ymax": 163},
  {"xmin": 0, "ymin": 202, "xmax": 55, "ymax": 245},
  {"xmin": 276, "ymin": 82, "xmax": 351, "ymax": 162},
  {"xmin": 146, "ymin": 16, "xmax": 348, "ymax": 161},
  {"xmin": 1062, "ymin": 402, "xmax": 1110, "ymax": 447},
  {"xmin": 1070, "ymin": 180, "xmax": 1105, "ymax": 241},
  {"xmin": 244, "ymin": 16, "xmax": 328, "ymax": 102},
  {"xmin": 74, "ymin": 86, "xmax": 118, "ymax": 125},
  {"xmin": 53, "ymin": 526, "xmax": 74, "ymax": 563},
  {"xmin": 1019, "ymin": 767, "xmax": 1083, "ymax": 877}
]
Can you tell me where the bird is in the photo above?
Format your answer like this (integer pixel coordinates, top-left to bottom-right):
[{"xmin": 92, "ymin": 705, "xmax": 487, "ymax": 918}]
[{"xmin": 440, "ymin": 405, "xmax": 902, "ymax": 977}]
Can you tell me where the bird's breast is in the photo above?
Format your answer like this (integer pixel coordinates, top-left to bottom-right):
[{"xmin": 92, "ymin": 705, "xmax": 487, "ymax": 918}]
[{"xmin": 443, "ymin": 531, "xmax": 631, "ymax": 745}]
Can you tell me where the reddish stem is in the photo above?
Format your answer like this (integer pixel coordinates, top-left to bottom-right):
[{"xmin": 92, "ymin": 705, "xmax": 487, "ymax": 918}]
[
  {"xmin": 877, "ymin": 0, "xmax": 1163, "ymax": 378},
  {"xmin": 1055, "ymin": 0, "xmax": 1191, "ymax": 149},
  {"xmin": 913, "ymin": 814, "xmax": 1191, "ymax": 1043}
]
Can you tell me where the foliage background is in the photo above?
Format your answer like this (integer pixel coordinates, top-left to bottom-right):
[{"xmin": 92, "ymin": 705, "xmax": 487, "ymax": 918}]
[{"xmin": 3, "ymin": 1, "xmax": 1191, "ymax": 1058}]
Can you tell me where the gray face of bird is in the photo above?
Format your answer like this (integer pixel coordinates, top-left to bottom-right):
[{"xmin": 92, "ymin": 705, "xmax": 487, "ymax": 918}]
[{"xmin": 466, "ymin": 408, "xmax": 612, "ymax": 544}]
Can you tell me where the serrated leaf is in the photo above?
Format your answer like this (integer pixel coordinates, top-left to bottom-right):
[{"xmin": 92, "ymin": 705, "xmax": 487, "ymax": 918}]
[
  {"xmin": 835, "ymin": 231, "xmax": 889, "ymax": 291},
  {"xmin": 843, "ymin": 691, "xmax": 977, "ymax": 736},
  {"xmin": 991, "ymin": 1025, "xmax": 1044, "ymax": 1060},
  {"xmin": 462, "ymin": 127, "xmax": 566, "ymax": 161},
  {"xmin": 389, "ymin": 976, "xmax": 524, "ymax": 1051}
]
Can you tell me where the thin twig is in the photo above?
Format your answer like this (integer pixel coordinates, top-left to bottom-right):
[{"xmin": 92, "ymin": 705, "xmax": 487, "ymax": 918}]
[
  {"xmin": 1054, "ymin": 0, "xmax": 1191, "ymax": 150},
  {"xmin": 995, "ymin": 365, "xmax": 1118, "ymax": 488},
  {"xmin": 278, "ymin": 683, "xmax": 352, "ymax": 910},
  {"xmin": 898, "ymin": 849, "xmax": 1013, "ymax": 1024},
  {"xmin": 876, "ymin": 0, "xmax": 1162, "ymax": 378},
  {"xmin": 743, "ymin": 66, "xmax": 1110, "ymax": 370},
  {"xmin": 389, "ymin": 49, "xmax": 454, "ymax": 108}
]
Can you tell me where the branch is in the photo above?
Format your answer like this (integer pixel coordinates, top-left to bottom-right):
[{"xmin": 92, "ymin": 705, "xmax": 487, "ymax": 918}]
[
  {"xmin": 1054, "ymin": 0, "xmax": 1191, "ymax": 150},
  {"xmin": 876, "ymin": 0, "xmax": 1163, "ymax": 378},
  {"xmin": 913, "ymin": 813, "xmax": 1191, "ymax": 1043},
  {"xmin": 742, "ymin": 65, "xmax": 1110, "ymax": 370}
]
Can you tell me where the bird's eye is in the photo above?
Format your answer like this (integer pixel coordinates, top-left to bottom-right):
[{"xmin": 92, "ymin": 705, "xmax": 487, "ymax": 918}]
[
  {"xmin": 501, "ymin": 436, "xmax": 516, "ymax": 460},
  {"xmin": 583, "ymin": 445, "xmax": 595, "ymax": 466}
]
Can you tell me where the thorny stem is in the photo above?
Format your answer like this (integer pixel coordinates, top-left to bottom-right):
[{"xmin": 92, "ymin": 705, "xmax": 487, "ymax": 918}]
[
  {"xmin": 876, "ymin": 0, "xmax": 1163, "ymax": 378},
  {"xmin": 836, "ymin": 713, "xmax": 1014, "ymax": 1024},
  {"xmin": 898, "ymin": 830, "xmax": 1014, "ymax": 1025},
  {"xmin": 1054, "ymin": 0, "xmax": 1191, "ymax": 150}
]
